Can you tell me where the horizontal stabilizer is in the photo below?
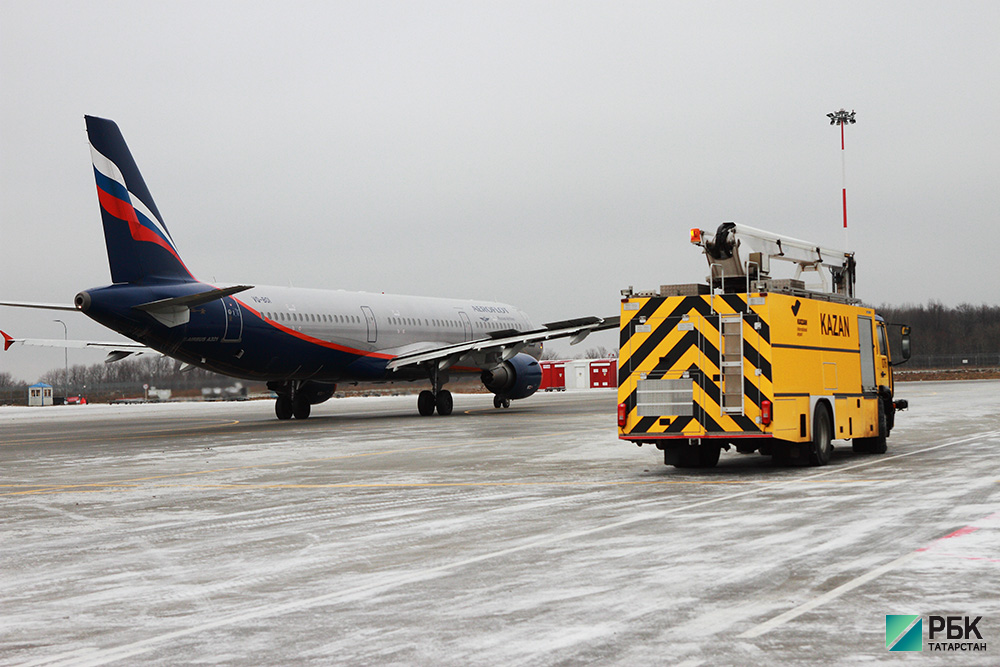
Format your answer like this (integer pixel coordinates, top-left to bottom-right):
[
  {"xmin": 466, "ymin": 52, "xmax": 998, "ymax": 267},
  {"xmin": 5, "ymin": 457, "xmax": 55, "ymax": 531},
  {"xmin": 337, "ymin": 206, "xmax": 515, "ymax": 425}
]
[
  {"xmin": 133, "ymin": 285, "xmax": 253, "ymax": 313},
  {"xmin": 0, "ymin": 329, "xmax": 151, "ymax": 355},
  {"xmin": 0, "ymin": 300, "xmax": 78, "ymax": 312},
  {"xmin": 132, "ymin": 285, "xmax": 253, "ymax": 328}
]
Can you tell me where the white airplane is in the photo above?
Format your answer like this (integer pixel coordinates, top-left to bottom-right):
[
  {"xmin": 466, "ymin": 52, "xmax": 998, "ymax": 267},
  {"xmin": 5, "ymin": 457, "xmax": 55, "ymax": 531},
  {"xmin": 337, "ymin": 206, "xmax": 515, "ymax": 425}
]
[{"xmin": 1, "ymin": 116, "xmax": 617, "ymax": 419}]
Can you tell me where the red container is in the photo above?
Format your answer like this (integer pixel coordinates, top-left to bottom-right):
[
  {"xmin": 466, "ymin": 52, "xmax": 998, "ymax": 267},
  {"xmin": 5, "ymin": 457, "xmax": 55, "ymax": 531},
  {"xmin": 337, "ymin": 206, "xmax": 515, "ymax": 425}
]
[
  {"xmin": 588, "ymin": 359, "xmax": 617, "ymax": 388},
  {"xmin": 540, "ymin": 361, "xmax": 567, "ymax": 391}
]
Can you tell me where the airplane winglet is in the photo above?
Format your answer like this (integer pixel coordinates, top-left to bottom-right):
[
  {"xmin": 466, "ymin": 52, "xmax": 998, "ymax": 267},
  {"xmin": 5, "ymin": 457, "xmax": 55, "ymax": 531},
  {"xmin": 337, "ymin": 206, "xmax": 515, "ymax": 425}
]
[{"xmin": 2, "ymin": 330, "xmax": 13, "ymax": 351}]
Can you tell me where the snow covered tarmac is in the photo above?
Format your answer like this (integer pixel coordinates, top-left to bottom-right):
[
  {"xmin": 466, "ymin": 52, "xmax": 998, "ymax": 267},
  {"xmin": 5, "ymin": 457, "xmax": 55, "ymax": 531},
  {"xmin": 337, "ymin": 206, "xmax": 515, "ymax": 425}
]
[{"xmin": 2, "ymin": 384, "xmax": 998, "ymax": 665}]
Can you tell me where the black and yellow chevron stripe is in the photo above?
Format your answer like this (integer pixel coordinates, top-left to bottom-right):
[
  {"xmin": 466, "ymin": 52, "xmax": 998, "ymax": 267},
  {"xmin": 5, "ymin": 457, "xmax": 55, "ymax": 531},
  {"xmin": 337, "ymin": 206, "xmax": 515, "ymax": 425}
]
[{"xmin": 618, "ymin": 294, "xmax": 773, "ymax": 439}]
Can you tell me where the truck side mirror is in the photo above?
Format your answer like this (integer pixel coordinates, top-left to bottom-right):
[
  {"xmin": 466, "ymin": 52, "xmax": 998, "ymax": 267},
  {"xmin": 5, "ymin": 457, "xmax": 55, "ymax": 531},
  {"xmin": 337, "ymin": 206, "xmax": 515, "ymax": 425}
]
[{"xmin": 900, "ymin": 326, "xmax": 911, "ymax": 361}]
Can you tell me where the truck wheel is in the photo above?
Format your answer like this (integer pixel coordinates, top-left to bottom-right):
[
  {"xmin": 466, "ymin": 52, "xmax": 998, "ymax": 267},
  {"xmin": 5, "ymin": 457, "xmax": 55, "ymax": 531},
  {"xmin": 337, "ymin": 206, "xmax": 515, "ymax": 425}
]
[
  {"xmin": 852, "ymin": 401, "xmax": 888, "ymax": 454},
  {"xmin": 870, "ymin": 402, "xmax": 888, "ymax": 454},
  {"xmin": 808, "ymin": 405, "xmax": 833, "ymax": 466},
  {"xmin": 698, "ymin": 443, "xmax": 721, "ymax": 468},
  {"xmin": 673, "ymin": 443, "xmax": 721, "ymax": 468}
]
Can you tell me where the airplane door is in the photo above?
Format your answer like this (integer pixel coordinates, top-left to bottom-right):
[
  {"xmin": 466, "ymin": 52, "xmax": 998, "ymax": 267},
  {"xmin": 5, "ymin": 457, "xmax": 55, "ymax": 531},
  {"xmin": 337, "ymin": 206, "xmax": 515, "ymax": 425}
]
[
  {"xmin": 222, "ymin": 297, "xmax": 243, "ymax": 342},
  {"xmin": 361, "ymin": 306, "xmax": 377, "ymax": 343},
  {"xmin": 459, "ymin": 311, "xmax": 473, "ymax": 341}
]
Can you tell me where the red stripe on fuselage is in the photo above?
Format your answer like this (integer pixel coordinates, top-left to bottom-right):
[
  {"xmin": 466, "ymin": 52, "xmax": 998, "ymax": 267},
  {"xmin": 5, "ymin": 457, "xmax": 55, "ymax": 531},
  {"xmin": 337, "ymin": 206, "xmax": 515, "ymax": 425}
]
[{"xmin": 234, "ymin": 297, "xmax": 394, "ymax": 360}]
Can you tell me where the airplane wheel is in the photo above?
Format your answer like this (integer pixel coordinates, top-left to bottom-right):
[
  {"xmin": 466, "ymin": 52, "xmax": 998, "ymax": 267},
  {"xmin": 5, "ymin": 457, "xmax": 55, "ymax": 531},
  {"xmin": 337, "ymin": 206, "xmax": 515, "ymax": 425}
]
[
  {"xmin": 436, "ymin": 390, "xmax": 453, "ymax": 416},
  {"xmin": 493, "ymin": 395, "xmax": 511, "ymax": 409},
  {"xmin": 417, "ymin": 390, "xmax": 436, "ymax": 416},
  {"xmin": 275, "ymin": 395, "xmax": 293, "ymax": 420},
  {"xmin": 292, "ymin": 397, "xmax": 311, "ymax": 420}
]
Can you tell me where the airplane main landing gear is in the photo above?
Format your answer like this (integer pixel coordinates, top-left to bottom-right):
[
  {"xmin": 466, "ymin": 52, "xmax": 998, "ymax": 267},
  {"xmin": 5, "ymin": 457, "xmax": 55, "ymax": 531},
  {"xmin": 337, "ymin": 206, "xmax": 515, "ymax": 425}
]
[
  {"xmin": 292, "ymin": 396, "xmax": 311, "ymax": 420},
  {"xmin": 493, "ymin": 394, "xmax": 511, "ymax": 409},
  {"xmin": 275, "ymin": 395, "xmax": 293, "ymax": 420},
  {"xmin": 417, "ymin": 366, "xmax": 454, "ymax": 416},
  {"xmin": 275, "ymin": 393, "xmax": 310, "ymax": 420},
  {"xmin": 417, "ymin": 389, "xmax": 453, "ymax": 416},
  {"xmin": 418, "ymin": 390, "xmax": 435, "ymax": 416},
  {"xmin": 436, "ymin": 389, "xmax": 453, "ymax": 416},
  {"xmin": 268, "ymin": 380, "xmax": 335, "ymax": 420}
]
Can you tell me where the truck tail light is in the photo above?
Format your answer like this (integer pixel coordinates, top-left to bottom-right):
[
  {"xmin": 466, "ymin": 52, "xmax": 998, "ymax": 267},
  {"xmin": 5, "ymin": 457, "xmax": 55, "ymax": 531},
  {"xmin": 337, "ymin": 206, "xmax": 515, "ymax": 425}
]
[
  {"xmin": 617, "ymin": 402, "xmax": 628, "ymax": 428},
  {"xmin": 760, "ymin": 399, "xmax": 772, "ymax": 426}
]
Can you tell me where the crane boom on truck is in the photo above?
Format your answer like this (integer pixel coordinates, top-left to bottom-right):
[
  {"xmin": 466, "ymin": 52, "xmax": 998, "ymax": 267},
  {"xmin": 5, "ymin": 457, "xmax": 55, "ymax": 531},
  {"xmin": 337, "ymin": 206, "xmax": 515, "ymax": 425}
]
[{"xmin": 617, "ymin": 223, "xmax": 910, "ymax": 468}]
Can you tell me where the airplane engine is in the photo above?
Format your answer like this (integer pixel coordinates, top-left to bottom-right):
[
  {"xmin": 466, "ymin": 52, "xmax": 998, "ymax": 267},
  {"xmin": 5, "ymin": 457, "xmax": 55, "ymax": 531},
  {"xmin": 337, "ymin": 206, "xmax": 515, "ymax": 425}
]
[{"xmin": 481, "ymin": 353, "xmax": 542, "ymax": 400}]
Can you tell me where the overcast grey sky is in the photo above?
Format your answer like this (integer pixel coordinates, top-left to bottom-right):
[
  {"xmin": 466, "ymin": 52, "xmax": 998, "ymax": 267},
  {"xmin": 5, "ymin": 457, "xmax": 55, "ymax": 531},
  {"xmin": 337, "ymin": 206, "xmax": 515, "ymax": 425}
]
[{"xmin": 2, "ymin": 1, "xmax": 999, "ymax": 382}]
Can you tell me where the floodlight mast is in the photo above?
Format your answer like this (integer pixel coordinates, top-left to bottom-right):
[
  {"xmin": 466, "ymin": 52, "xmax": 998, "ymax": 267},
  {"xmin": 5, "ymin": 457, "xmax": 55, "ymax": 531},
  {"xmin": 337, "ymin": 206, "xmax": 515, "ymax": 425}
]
[{"xmin": 827, "ymin": 108, "xmax": 856, "ymax": 251}]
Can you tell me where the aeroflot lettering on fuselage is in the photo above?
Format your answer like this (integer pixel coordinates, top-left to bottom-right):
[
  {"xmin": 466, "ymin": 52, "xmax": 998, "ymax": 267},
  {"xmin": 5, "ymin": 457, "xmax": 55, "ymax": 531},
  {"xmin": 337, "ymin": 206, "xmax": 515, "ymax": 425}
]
[
  {"xmin": 820, "ymin": 312, "xmax": 851, "ymax": 337},
  {"xmin": 472, "ymin": 305, "xmax": 509, "ymax": 314}
]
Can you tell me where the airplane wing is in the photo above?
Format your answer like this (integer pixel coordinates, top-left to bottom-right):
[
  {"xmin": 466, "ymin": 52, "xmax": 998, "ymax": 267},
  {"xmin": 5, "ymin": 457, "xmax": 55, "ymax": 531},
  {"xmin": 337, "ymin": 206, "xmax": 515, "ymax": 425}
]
[
  {"xmin": 2, "ymin": 330, "xmax": 154, "ymax": 363},
  {"xmin": 385, "ymin": 315, "xmax": 619, "ymax": 372}
]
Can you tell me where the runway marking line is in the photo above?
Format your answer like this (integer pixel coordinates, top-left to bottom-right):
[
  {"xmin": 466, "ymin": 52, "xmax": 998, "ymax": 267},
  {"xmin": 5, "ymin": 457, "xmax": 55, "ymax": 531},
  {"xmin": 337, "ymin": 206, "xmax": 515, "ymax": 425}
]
[
  {"xmin": 736, "ymin": 431, "xmax": 1000, "ymax": 640},
  {"xmin": 30, "ymin": 430, "xmax": 999, "ymax": 667}
]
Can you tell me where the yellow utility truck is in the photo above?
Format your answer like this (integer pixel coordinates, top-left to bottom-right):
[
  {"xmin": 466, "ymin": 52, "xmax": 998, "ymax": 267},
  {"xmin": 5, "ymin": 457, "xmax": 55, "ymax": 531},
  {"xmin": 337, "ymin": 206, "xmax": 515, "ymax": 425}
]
[{"xmin": 617, "ymin": 223, "xmax": 910, "ymax": 467}]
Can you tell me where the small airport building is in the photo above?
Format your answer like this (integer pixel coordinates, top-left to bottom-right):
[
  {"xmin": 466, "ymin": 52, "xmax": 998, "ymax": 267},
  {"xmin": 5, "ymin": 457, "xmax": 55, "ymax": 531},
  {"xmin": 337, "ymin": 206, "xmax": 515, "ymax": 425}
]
[{"xmin": 28, "ymin": 383, "xmax": 54, "ymax": 407}]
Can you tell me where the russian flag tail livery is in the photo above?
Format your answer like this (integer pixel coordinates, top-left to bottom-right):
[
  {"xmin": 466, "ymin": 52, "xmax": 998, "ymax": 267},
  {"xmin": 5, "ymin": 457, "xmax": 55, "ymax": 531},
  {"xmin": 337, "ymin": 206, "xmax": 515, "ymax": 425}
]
[{"xmin": 85, "ymin": 116, "xmax": 194, "ymax": 284}]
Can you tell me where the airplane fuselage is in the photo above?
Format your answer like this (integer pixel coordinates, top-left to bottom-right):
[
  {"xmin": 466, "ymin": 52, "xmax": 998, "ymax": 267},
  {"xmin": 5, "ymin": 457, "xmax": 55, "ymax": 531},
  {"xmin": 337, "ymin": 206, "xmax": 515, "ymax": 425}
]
[{"xmin": 77, "ymin": 281, "xmax": 537, "ymax": 383}]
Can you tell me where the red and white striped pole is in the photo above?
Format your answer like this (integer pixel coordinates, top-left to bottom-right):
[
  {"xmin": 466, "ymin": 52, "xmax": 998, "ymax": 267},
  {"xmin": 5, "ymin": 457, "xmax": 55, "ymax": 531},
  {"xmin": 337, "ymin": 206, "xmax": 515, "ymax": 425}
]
[{"xmin": 827, "ymin": 109, "xmax": 856, "ymax": 252}]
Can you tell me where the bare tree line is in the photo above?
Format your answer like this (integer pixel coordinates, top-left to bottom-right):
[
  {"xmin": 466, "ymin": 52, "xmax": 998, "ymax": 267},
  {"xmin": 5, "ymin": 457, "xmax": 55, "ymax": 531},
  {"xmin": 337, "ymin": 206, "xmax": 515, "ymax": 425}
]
[{"xmin": 876, "ymin": 301, "xmax": 1000, "ymax": 361}]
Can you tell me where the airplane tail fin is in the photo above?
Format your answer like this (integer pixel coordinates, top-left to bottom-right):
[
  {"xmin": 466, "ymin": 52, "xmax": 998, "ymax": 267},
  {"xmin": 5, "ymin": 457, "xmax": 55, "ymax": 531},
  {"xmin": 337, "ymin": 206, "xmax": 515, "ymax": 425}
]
[{"xmin": 85, "ymin": 116, "xmax": 195, "ymax": 284}]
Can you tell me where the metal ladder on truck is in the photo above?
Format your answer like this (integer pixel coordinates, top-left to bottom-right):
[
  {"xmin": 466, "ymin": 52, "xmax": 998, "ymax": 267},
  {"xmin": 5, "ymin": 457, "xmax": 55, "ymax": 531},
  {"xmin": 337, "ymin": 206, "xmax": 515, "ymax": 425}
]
[{"xmin": 692, "ymin": 222, "xmax": 858, "ymax": 418}]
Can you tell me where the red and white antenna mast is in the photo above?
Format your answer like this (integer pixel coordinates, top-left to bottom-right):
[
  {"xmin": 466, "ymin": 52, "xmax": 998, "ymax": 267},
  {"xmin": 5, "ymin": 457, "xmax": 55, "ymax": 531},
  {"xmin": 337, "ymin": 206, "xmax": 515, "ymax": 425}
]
[{"xmin": 827, "ymin": 108, "xmax": 856, "ymax": 251}]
